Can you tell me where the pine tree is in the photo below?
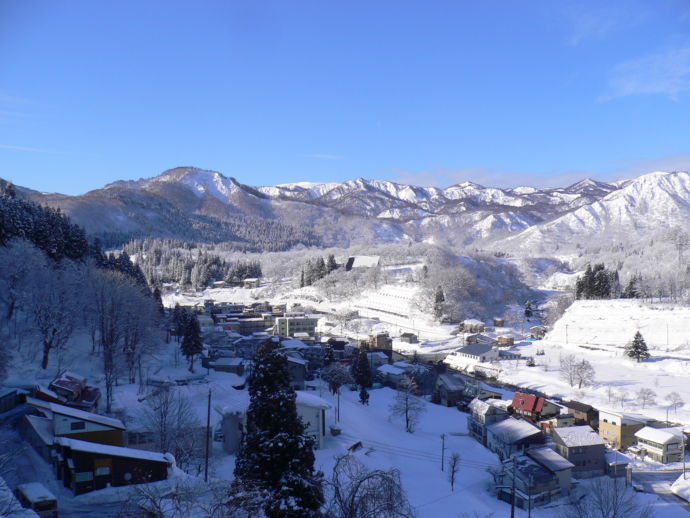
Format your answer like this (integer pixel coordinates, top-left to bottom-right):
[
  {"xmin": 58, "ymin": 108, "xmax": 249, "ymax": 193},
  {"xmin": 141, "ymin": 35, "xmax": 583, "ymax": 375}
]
[
  {"xmin": 351, "ymin": 348, "xmax": 372, "ymax": 389},
  {"xmin": 300, "ymin": 269, "xmax": 305, "ymax": 288},
  {"xmin": 326, "ymin": 254, "xmax": 337, "ymax": 273},
  {"xmin": 524, "ymin": 300, "xmax": 533, "ymax": 319},
  {"xmin": 625, "ymin": 331, "xmax": 650, "ymax": 363},
  {"xmin": 181, "ymin": 313, "xmax": 203, "ymax": 371},
  {"xmin": 233, "ymin": 339, "xmax": 323, "ymax": 518},
  {"xmin": 152, "ymin": 287, "xmax": 165, "ymax": 316},
  {"xmin": 433, "ymin": 286, "xmax": 445, "ymax": 319}
]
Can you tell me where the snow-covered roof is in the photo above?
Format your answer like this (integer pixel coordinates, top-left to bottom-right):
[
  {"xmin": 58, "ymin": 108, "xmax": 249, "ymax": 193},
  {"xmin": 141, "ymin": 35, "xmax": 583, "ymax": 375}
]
[
  {"xmin": 553, "ymin": 425, "xmax": 604, "ymax": 447},
  {"xmin": 605, "ymin": 450, "xmax": 630, "ymax": 466},
  {"xmin": 45, "ymin": 402, "xmax": 125, "ymax": 430},
  {"xmin": 25, "ymin": 414, "xmax": 54, "ymax": 445},
  {"xmin": 281, "ymin": 339, "xmax": 307, "ymax": 349},
  {"xmin": 348, "ymin": 256, "xmax": 380, "ymax": 268},
  {"xmin": 287, "ymin": 356, "xmax": 308, "ymax": 365},
  {"xmin": 15, "ymin": 482, "xmax": 56, "ymax": 504},
  {"xmin": 463, "ymin": 319, "xmax": 485, "ymax": 326},
  {"xmin": 437, "ymin": 373, "xmax": 465, "ymax": 392},
  {"xmin": 377, "ymin": 364, "xmax": 404, "ymax": 376},
  {"xmin": 468, "ymin": 397, "xmax": 508, "ymax": 416},
  {"xmin": 635, "ymin": 426, "xmax": 684, "ymax": 445},
  {"xmin": 527, "ymin": 447, "xmax": 574, "ymax": 472},
  {"xmin": 488, "ymin": 417, "xmax": 541, "ymax": 442},
  {"xmin": 295, "ymin": 391, "xmax": 331, "ymax": 410},
  {"xmin": 458, "ymin": 343, "xmax": 494, "ymax": 356},
  {"xmin": 393, "ymin": 361, "xmax": 413, "ymax": 369},
  {"xmin": 56, "ymin": 437, "xmax": 172, "ymax": 464},
  {"xmin": 367, "ymin": 352, "xmax": 388, "ymax": 360}
]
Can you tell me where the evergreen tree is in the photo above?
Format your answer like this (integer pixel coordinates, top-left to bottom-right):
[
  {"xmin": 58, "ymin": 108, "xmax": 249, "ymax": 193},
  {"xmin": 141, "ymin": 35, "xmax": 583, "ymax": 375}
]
[
  {"xmin": 625, "ymin": 331, "xmax": 650, "ymax": 363},
  {"xmin": 300, "ymin": 269, "xmax": 305, "ymax": 288},
  {"xmin": 315, "ymin": 257, "xmax": 327, "ymax": 279},
  {"xmin": 171, "ymin": 304, "xmax": 188, "ymax": 342},
  {"xmin": 181, "ymin": 313, "xmax": 203, "ymax": 371},
  {"xmin": 233, "ymin": 339, "xmax": 323, "ymax": 518},
  {"xmin": 524, "ymin": 300, "xmax": 533, "ymax": 319},
  {"xmin": 433, "ymin": 286, "xmax": 445, "ymax": 319},
  {"xmin": 326, "ymin": 254, "xmax": 337, "ymax": 273},
  {"xmin": 152, "ymin": 287, "xmax": 165, "ymax": 316},
  {"xmin": 351, "ymin": 348, "xmax": 373, "ymax": 389}
]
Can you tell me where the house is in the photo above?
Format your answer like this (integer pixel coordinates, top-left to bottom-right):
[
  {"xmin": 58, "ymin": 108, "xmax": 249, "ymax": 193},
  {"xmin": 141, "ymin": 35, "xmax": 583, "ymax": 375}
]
[
  {"xmin": 273, "ymin": 313, "xmax": 319, "ymax": 338},
  {"xmin": 605, "ymin": 450, "xmax": 631, "ymax": 477},
  {"xmin": 494, "ymin": 447, "xmax": 573, "ymax": 510},
  {"xmin": 208, "ymin": 357, "xmax": 245, "ymax": 375},
  {"xmin": 539, "ymin": 413, "xmax": 576, "ymax": 433},
  {"xmin": 26, "ymin": 397, "xmax": 125, "ymax": 446},
  {"xmin": 566, "ymin": 400, "xmax": 598, "ymax": 428},
  {"xmin": 634, "ymin": 427, "xmax": 684, "ymax": 464},
  {"xmin": 33, "ymin": 371, "xmax": 101, "ymax": 412},
  {"xmin": 551, "ymin": 425, "xmax": 606, "ymax": 478},
  {"xmin": 211, "ymin": 280, "xmax": 226, "ymax": 289},
  {"xmin": 295, "ymin": 391, "xmax": 331, "ymax": 449},
  {"xmin": 511, "ymin": 392, "xmax": 560, "ymax": 422},
  {"xmin": 598, "ymin": 409, "xmax": 651, "ymax": 450},
  {"xmin": 242, "ymin": 278, "xmax": 260, "ymax": 289},
  {"xmin": 399, "ymin": 332, "xmax": 418, "ymax": 344},
  {"xmin": 465, "ymin": 333, "xmax": 497, "ymax": 347},
  {"xmin": 493, "ymin": 317, "xmax": 505, "ymax": 327},
  {"xmin": 461, "ymin": 376, "xmax": 502, "ymax": 400},
  {"xmin": 197, "ymin": 314, "xmax": 216, "ymax": 333},
  {"xmin": 377, "ymin": 364, "xmax": 406, "ymax": 386},
  {"xmin": 54, "ymin": 437, "xmax": 171, "ymax": 495},
  {"xmin": 366, "ymin": 351, "xmax": 389, "ymax": 372},
  {"xmin": 462, "ymin": 319, "xmax": 485, "ymax": 333},
  {"xmin": 467, "ymin": 397, "xmax": 509, "ymax": 445},
  {"xmin": 344, "ymin": 255, "xmax": 380, "ymax": 271},
  {"xmin": 530, "ymin": 325, "xmax": 547, "ymax": 340},
  {"xmin": 367, "ymin": 333, "xmax": 393, "ymax": 351},
  {"xmin": 455, "ymin": 343, "xmax": 499, "ymax": 363},
  {"xmin": 486, "ymin": 417, "xmax": 545, "ymax": 460},
  {"xmin": 435, "ymin": 373, "xmax": 466, "ymax": 407},
  {"xmin": 496, "ymin": 335, "xmax": 514, "ymax": 347}
]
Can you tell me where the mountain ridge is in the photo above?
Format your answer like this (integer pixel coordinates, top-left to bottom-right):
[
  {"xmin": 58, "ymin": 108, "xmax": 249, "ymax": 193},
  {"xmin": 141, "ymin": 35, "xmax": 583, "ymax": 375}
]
[{"xmin": 10, "ymin": 167, "xmax": 690, "ymax": 252}]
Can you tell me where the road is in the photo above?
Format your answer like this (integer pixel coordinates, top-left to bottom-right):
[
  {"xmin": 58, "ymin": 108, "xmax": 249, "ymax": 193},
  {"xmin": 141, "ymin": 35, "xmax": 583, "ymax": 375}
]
[{"xmin": 633, "ymin": 468, "xmax": 690, "ymax": 513}]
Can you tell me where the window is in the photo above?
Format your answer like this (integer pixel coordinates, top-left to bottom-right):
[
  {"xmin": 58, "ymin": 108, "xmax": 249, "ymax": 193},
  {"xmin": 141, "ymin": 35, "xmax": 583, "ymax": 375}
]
[{"xmin": 70, "ymin": 421, "xmax": 86, "ymax": 431}]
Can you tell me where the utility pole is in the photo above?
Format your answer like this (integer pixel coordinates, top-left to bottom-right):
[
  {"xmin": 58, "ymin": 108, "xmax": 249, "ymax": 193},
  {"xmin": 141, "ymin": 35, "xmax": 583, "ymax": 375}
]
[
  {"xmin": 565, "ymin": 324, "xmax": 569, "ymax": 345},
  {"xmin": 441, "ymin": 434, "xmax": 446, "ymax": 472},
  {"xmin": 511, "ymin": 460, "xmax": 516, "ymax": 518},
  {"xmin": 683, "ymin": 433, "xmax": 687, "ymax": 480},
  {"xmin": 204, "ymin": 388, "xmax": 211, "ymax": 482}
]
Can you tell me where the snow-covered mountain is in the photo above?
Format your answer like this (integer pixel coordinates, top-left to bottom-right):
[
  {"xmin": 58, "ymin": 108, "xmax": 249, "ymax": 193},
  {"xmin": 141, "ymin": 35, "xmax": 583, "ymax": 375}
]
[{"xmin": 14, "ymin": 167, "xmax": 690, "ymax": 252}]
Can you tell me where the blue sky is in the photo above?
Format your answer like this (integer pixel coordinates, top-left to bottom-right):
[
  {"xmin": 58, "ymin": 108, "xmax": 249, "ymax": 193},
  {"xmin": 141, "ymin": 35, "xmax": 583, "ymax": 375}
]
[{"xmin": 3, "ymin": 0, "xmax": 690, "ymax": 194}]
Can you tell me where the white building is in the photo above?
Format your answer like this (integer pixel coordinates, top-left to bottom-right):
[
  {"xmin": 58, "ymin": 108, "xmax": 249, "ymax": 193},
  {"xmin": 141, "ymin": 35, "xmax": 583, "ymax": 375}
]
[{"xmin": 634, "ymin": 427, "xmax": 684, "ymax": 464}]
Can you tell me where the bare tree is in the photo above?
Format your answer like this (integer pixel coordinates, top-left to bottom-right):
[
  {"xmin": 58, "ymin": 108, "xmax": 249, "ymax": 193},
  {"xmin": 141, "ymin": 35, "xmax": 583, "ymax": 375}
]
[
  {"xmin": 389, "ymin": 376, "xmax": 426, "ymax": 433},
  {"xmin": 616, "ymin": 390, "xmax": 629, "ymax": 409},
  {"xmin": 606, "ymin": 385, "xmax": 615, "ymax": 403},
  {"xmin": 637, "ymin": 388, "xmax": 656, "ymax": 409},
  {"xmin": 25, "ymin": 266, "xmax": 79, "ymax": 370},
  {"xmin": 321, "ymin": 363, "xmax": 353, "ymax": 422},
  {"xmin": 573, "ymin": 359, "xmax": 595, "ymax": 389},
  {"xmin": 559, "ymin": 354, "xmax": 578, "ymax": 387},
  {"xmin": 560, "ymin": 476, "xmax": 654, "ymax": 518},
  {"xmin": 665, "ymin": 391, "xmax": 684, "ymax": 413},
  {"xmin": 560, "ymin": 355, "xmax": 595, "ymax": 389},
  {"xmin": 448, "ymin": 452, "xmax": 460, "ymax": 491},
  {"xmin": 325, "ymin": 454, "xmax": 416, "ymax": 518},
  {"xmin": 139, "ymin": 388, "xmax": 203, "ymax": 472}
]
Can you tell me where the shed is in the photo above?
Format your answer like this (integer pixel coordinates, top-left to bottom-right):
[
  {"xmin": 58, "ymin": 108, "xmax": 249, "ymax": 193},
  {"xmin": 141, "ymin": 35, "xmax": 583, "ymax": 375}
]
[{"xmin": 54, "ymin": 437, "xmax": 171, "ymax": 495}]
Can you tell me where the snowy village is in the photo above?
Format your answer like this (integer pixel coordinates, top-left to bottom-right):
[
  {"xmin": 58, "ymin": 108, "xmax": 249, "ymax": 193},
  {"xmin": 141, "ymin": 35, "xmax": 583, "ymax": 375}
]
[{"xmin": 6, "ymin": 3, "xmax": 690, "ymax": 517}]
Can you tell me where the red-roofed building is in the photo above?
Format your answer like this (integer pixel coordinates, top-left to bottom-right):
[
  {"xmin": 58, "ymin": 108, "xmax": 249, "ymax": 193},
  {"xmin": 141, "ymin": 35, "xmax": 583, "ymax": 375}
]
[{"xmin": 511, "ymin": 392, "xmax": 560, "ymax": 422}]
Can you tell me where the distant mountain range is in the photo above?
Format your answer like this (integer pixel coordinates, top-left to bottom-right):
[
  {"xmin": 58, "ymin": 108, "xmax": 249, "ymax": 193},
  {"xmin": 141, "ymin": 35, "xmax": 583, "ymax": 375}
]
[{"xmin": 12, "ymin": 167, "xmax": 690, "ymax": 252}]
